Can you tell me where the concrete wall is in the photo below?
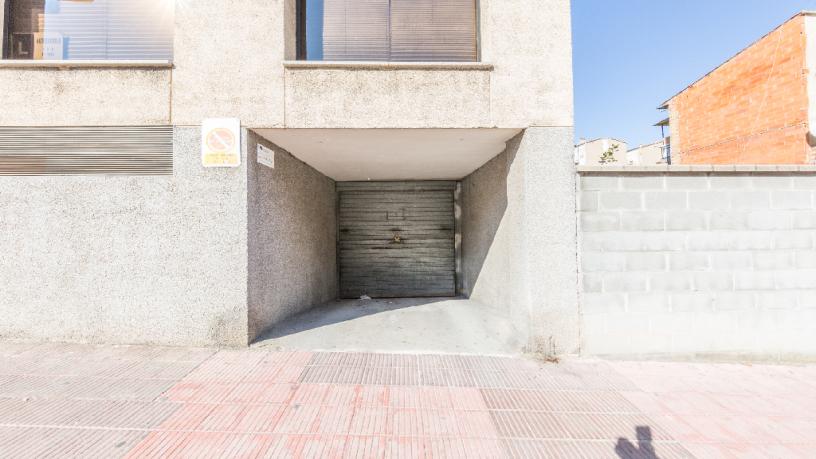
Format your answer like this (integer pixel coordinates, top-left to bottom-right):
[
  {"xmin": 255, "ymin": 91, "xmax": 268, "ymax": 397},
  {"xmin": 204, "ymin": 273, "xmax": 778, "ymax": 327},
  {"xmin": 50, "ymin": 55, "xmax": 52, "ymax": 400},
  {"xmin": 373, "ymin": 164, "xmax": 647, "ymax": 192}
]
[
  {"xmin": 579, "ymin": 169, "xmax": 816, "ymax": 360},
  {"xmin": 283, "ymin": 65, "xmax": 492, "ymax": 128},
  {"xmin": 171, "ymin": 0, "xmax": 288, "ymax": 127},
  {"xmin": 0, "ymin": 68, "xmax": 171, "ymax": 125},
  {"xmin": 667, "ymin": 14, "xmax": 810, "ymax": 164},
  {"xmin": 246, "ymin": 130, "xmax": 337, "ymax": 341},
  {"xmin": 462, "ymin": 127, "xmax": 579, "ymax": 355},
  {"xmin": 0, "ymin": 127, "xmax": 250, "ymax": 346},
  {"xmin": 480, "ymin": 0, "xmax": 574, "ymax": 128}
]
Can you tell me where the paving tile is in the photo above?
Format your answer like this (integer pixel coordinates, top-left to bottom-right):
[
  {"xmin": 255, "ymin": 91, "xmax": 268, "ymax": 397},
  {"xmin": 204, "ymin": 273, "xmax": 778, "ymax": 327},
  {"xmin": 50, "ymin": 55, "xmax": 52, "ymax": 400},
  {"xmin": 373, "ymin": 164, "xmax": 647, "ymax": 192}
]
[
  {"xmin": 426, "ymin": 436, "xmax": 467, "ymax": 458},
  {"xmin": 233, "ymin": 404, "xmax": 287, "ymax": 433},
  {"xmin": 157, "ymin": 402, "xmax": 217, "ymax": 431},
  {"xmin": 343, "ymin": 435, "xmax": 387, "ymax": 459},
  {"xmin": 198, "ymin": 404, "xmax": 249, "ymax": 432},
  {"xmin": 455, "ymin": 410, "xmax": 498, "ymax": 438},
  {"xmin": 267, "ymin": 434, "xmax": 346, "ymax": 458},
  {"xmin": 385, "ymin": 436, "xmax": 429, "ymax": 459},
  {"xmin": 387, "ymin": 386, "xmax": 422, "ymax": 409},
  {"xmin": 124, "ymin": 431, "xmax": 191, "ymax": 458},
  {"xmin": 417, "ymin": 387, "xmax": 453, "ymax": 410},
  {"xmin": 313, "ymin": 406, "xmax": 354, "ymax": 434},
  {"xmin": 349, "ymin": 408, "xmax": 390, "ymax": 436},
  {"xmin": 291, "ymin": 383, "xmax": 331, "ymax": 406},
  {"xmin": 559, "ymin": 413, "xmax": 673, "ymax": 441},
  {"xmin": 391, "ymin": 408, "xmax": 422, "ymax": 437},
  {"xmin": 324, "ymin": 385, "xmax": 359, "ymax": 407},
  {"xmin": 490, "ymin": 411, "xmax": 570, "ymax": 439},
  {"xmin": 3, "ymin": 344, "xmax": 816, "ymax": 458},
  {"xmin": 356, "ymin": 385, "xmax": 390, "ymax": 408},
  {"xmin": 460, "ymin": 438, "xmax": 506, "ymax": 458},
  {"xmin": 274, "ymin": 405, "xmax": 322, "ymax": 434},
  {"xmin": 448, "ymin": 387, "xmax": 487, "ymax": 410},
  {"xmin": 501, "ymin": 439, "xmax": 583, "ymax": 458}
]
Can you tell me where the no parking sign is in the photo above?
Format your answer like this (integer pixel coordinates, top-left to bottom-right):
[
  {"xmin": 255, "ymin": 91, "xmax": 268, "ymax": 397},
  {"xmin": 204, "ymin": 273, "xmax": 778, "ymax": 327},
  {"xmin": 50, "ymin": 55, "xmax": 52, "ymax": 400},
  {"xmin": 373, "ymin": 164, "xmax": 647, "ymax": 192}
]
[{"xmin": 201, "ymin": 118, "xmax": 241, "ymax": 167}]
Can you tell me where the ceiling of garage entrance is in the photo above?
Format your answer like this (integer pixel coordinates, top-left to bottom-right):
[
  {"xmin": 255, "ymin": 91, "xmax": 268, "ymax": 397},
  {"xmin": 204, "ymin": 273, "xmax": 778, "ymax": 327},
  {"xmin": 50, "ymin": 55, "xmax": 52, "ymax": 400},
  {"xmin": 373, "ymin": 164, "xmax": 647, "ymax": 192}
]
[{"xmin": 254, "ymin": 128, "xmax": 521, "ymax": 181}]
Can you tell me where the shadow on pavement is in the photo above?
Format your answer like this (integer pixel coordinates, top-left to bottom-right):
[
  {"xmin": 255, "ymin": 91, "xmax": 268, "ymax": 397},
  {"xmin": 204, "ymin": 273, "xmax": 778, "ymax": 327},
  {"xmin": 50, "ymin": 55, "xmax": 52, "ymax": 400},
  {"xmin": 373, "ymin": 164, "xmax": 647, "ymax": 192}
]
[{"xmin": 616, "ymin": 426, "xmax": 659, "ymax": 459}]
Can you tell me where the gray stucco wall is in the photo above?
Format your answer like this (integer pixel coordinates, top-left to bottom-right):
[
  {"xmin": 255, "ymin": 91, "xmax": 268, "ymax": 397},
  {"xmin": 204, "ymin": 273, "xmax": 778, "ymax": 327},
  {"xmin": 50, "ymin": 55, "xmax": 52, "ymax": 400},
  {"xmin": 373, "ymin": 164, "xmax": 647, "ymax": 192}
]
[
  {"xmin": 0, "ymin": 68, "xmax": 171, "ymax": 126},
  {"xmin": 0, "ymin": 127, "xmax": 249, "ymax": 346},
  {"xmin": 246, "ymin": 130, "xmax": 337, "ymax": 341},
  {"xmin": 462, "ymin": 127, "xmax": 579, "ymax": 355},
  {"xmin": 579, "ymin": 170, "xmax": 816, "ymax": 360}
]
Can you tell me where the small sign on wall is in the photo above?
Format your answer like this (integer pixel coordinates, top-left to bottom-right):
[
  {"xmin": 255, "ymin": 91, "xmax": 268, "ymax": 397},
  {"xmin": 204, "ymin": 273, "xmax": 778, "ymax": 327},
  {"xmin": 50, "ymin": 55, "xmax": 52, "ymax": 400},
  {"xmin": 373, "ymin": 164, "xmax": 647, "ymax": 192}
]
[
  {"xmin": 201, "ymin": 118, "xmax": 241, "ymax": 168},
  {"xmin": 257, "ymin": 144, "xmax": 275, "ymax": 169}
]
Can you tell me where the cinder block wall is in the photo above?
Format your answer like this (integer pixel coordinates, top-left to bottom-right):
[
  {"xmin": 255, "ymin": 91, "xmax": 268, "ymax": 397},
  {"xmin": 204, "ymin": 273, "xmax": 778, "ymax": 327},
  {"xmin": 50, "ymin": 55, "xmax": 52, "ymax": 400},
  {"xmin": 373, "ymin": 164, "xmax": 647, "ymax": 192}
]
[
  {"xmin": 579, "ymin": 168, "xmax": 816, "ymax": 360},
  {"xmin": 668, "ymin": 14, "xmax": 810, "ymax": 164}
]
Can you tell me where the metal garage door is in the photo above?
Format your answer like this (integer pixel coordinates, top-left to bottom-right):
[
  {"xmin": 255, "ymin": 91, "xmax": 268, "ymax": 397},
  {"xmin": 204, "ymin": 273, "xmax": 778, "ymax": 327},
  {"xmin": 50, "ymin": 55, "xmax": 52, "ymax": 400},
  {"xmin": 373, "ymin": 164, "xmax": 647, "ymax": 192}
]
[{"xmin": 338, "ymin": 181, "xmax": 456, "ymax": 298}]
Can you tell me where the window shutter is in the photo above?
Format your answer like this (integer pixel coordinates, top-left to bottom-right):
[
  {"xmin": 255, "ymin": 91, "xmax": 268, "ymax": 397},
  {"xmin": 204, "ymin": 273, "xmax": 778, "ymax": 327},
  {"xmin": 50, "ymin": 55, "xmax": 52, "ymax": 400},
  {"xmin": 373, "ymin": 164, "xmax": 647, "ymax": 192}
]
[
  {"xmin": 0, "ymin": 126, "xmax": 173, "ymax": 176},
  {"xmin": 390, "ymin": 0, "xmax": 477, "ymax": 62},
  {"xmin": 322, "ymin": 0, "xmax": 390, "ymax": 61}
]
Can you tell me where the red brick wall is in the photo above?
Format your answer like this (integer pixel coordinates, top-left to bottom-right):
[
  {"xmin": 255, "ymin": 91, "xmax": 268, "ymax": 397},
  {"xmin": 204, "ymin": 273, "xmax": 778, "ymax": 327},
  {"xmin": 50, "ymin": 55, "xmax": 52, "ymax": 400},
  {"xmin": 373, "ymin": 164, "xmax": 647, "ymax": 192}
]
[{"xmin": 670, "ymin": 15, "xmax": 811, "ymax": 164}]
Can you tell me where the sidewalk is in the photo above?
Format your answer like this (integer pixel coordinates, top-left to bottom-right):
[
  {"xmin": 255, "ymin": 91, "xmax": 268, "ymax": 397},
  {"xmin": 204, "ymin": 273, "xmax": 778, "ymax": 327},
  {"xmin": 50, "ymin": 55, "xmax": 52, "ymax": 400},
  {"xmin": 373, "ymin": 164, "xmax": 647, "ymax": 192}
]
[{"xmin": 0, "ymin": 342, "xmax": 813, "ymax": 458}]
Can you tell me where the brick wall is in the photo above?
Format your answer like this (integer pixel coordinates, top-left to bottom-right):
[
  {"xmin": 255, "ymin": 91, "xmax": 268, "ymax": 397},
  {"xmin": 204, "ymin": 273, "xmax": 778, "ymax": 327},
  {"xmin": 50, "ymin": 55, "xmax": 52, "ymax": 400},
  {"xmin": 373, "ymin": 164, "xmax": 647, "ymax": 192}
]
[
  {"xmin": 578, "ymin": 170, "xmax": 816, "ymax": 359},
  {"xmin": 669, "ymin": 15, "xmax": 811, "ymax": 164}
]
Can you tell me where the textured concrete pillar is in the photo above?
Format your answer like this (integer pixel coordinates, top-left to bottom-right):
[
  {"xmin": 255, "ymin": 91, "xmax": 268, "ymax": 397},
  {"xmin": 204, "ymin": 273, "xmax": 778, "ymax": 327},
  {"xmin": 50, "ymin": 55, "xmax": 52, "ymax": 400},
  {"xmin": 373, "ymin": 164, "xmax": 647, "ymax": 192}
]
[
  {"xmin": 517, "ymin": 127, "xmax": 580, "ymax": 355},
  {"xmin": 462, "ymin": 127, "xmax": 579, "ymax": 355}
]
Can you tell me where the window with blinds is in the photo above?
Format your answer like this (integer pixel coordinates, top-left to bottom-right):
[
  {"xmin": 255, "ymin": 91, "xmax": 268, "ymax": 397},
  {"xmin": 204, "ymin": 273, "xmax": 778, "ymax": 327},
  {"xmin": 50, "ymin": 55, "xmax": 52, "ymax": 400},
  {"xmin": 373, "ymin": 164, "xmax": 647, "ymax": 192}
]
[
  {"xmin": 301, "ymin": 0, "xmax": 477, "ymax": 62},
  {"xmin": 3, "ymin": 0, "xmax": 174, "ymax": 60}
]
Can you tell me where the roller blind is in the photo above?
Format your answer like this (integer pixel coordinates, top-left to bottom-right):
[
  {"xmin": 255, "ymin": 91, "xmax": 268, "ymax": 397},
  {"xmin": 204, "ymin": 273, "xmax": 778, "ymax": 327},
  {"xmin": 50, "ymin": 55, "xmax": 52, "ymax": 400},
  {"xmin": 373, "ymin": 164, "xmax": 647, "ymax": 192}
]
[
  {"xmin": 390, "ymin": 0, "xmax": 476, "ymax": 62},
  {"xmin": 6, "ymin": 0, "xmax": 174, "ymax": 60},
  {"xmin": 320, "ymin": 0, "xmax": 476, "ymax": 61},
  {"xmin": 322, "ymin": 0, "xmax": 390, "ymax": 61}
]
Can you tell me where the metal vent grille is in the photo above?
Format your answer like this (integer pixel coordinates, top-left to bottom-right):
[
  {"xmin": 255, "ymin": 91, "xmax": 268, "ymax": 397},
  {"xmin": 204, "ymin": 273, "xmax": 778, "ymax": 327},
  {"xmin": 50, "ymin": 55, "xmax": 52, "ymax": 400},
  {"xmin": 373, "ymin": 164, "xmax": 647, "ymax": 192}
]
[{"xmin": 0, "ymin": 126, "xmax": 173, "ymax": 176}]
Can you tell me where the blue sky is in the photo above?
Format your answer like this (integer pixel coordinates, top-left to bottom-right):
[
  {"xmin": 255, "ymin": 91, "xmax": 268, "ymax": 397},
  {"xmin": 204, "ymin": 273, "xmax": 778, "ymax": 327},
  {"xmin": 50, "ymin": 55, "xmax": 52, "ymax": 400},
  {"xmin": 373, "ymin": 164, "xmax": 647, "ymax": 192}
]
[{"xmin": 572, "ymin": 0, "xmax": 816, "ymax": 148}]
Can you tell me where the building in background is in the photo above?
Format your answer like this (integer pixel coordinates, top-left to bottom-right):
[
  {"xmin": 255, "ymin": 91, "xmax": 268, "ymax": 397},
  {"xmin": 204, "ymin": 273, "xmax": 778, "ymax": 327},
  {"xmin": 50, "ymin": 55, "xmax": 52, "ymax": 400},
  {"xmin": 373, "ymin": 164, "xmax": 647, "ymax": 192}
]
[
  {"xmin": 626, "ymin": 139, "xmax": 670, "ymax": 166},
  {"xmin": 660, "ymin": 11, "xmax": 816, "ymax": 164},
  {"xmin": 574, "ymin": 138, "xmax": 627, "ymax": 165}
]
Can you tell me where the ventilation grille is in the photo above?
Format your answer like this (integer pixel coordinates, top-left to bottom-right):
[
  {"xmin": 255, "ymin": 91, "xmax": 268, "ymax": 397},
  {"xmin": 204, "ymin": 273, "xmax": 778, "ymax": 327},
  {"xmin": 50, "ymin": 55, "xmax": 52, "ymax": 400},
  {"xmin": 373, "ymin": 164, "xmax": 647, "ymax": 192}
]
[{"xmin": 0, "ymin": 126, "xmax": 173, "ymax": 176}]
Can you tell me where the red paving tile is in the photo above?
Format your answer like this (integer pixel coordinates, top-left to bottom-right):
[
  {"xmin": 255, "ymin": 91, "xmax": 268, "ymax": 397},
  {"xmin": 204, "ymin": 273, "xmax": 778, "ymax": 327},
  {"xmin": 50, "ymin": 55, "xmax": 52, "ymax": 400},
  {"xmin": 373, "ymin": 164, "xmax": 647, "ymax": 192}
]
[{"xmin": 0, "ymin": 343, "xmax": 814, "ymax": 458}]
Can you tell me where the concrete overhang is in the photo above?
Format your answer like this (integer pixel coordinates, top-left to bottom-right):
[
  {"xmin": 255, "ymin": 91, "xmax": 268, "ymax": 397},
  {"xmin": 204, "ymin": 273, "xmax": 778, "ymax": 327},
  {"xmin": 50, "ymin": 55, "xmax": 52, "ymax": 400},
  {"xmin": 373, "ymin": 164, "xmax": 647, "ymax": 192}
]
[{"xmin": 254, "ymin": 128, "xmax": 521, "ymax": 181}]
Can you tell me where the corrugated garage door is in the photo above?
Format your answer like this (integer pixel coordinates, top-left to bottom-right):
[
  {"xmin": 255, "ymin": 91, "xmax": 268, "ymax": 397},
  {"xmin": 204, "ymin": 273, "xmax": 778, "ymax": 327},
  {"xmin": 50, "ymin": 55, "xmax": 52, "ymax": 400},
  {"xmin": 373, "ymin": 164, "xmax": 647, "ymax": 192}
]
[{"xmin": 338, "ymin": 181, "xmax": 456, "ymax": 298}]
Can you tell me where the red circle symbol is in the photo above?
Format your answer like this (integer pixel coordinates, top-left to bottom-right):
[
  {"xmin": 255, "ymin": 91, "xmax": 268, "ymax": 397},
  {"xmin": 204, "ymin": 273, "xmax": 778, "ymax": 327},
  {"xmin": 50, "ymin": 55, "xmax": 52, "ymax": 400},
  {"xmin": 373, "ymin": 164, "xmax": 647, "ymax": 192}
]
[{"xmin": 206, "ymin": 128, "xmax": 236, "ymax": 153}]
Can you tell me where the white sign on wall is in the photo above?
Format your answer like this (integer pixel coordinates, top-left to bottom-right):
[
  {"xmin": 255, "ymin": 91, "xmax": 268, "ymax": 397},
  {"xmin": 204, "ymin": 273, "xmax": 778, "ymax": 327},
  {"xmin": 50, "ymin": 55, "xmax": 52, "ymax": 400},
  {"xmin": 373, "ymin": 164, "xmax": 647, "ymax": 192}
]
[
  {"xmin": 201, "ymin": 118, "xmax": 241, "ymax": 168},
  {"xmin": 257, "ymin": 144, "xmax": 275, "ymax": 169}
]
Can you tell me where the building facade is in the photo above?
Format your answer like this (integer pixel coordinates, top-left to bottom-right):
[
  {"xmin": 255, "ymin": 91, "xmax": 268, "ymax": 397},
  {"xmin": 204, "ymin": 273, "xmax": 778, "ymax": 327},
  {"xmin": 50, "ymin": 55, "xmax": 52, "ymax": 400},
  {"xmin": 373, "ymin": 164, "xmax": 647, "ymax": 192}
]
[
  {"xmin": 662, "ymin": 12, "xmax": 816, "ymax": 165},
  {"xmin": 626, "ymin": 140, "xmax": 669, "ymax": 166},
  {"xmin": 0, "ymin": 0, "xmax": 578, "ymax": 351}
]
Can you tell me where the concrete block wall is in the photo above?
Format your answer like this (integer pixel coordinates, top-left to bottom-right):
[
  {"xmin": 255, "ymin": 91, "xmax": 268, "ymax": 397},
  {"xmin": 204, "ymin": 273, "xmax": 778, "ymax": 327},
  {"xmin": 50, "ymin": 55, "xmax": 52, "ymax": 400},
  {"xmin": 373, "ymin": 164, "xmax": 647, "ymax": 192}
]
[{"xmin": 579, "ymin": 169, "xmax": 816, "ymax": 360}]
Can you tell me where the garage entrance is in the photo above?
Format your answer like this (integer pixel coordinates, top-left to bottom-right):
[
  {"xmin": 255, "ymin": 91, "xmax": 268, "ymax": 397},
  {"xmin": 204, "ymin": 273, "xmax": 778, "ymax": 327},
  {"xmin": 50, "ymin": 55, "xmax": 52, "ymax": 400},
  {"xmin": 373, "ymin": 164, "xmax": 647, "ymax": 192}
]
[{"xmin": 337, "ymin": 181, "xmax": 457, "ymax": 298}]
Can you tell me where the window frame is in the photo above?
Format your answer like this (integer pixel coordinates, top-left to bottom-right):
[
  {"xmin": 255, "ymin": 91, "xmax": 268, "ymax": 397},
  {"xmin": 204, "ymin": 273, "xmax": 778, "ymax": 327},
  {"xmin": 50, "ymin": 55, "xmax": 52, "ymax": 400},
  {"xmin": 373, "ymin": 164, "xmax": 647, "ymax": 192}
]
[
  {"xmin": 1, "ymin": 0, "xmax": 175, "ymax": 62},
  {"xmin": 295, "ymin": 0, "xmax": 481, "ymax": 62},
  {"xmin": 2, "ymin": 1, "xmax": 11, "ymax": 59}
]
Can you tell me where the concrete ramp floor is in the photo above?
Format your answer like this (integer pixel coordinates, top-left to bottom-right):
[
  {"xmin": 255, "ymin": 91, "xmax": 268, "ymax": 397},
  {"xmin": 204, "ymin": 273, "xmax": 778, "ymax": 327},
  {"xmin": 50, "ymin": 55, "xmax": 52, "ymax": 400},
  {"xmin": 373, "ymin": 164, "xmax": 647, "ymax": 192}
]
[{"xmin": 252, "ymin": 298, "xmax": 523, "ymax": 355}]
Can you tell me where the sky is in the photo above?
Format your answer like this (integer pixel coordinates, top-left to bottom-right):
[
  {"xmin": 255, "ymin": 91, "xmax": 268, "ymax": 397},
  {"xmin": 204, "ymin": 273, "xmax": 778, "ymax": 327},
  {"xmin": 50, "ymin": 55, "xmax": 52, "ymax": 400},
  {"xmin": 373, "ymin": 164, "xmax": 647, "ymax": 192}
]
[{"xmin": 572, "ymin": 0, "xmax": 816, "ymax": 148}]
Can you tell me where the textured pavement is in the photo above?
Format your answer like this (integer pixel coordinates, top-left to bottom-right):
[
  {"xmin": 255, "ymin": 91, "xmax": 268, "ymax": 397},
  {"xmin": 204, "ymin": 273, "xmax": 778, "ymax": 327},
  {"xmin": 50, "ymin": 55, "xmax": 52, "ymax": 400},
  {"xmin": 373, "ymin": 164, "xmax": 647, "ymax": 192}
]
[{"xmin": 0, "ymin": 342, "xmax": 814, "ymax": 458}]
